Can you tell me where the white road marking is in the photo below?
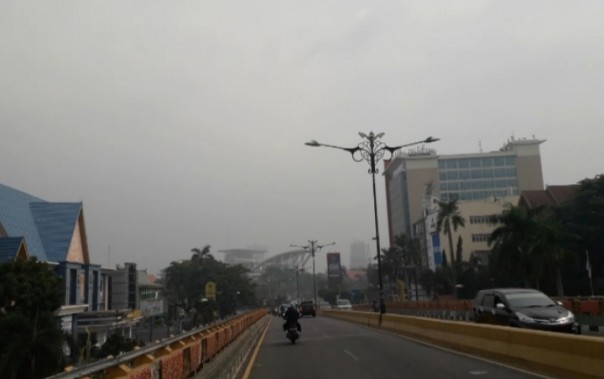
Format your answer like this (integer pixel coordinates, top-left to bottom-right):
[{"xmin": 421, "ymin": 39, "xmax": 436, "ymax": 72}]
[
  {"xmin": 344, "ymin": 349, "xmax": 359, "ymax": 361},
  {"xmin": 469, "ymin": 371, "xmax": 489, "ymax": 375}
]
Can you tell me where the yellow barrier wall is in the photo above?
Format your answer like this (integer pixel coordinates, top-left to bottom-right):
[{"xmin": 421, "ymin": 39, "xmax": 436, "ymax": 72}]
[{"xmin": 322, "ymin": 310, "xmax": 604, "ymax": 379}]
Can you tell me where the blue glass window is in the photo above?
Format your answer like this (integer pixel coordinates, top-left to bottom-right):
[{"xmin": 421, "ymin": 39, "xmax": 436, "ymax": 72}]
[
  {"xmin": 470, "ymin": 158, "xmax": 481, "ymax": 168},
  {"xmin": 440, "ymin": 183, "xmax": 448, "ymax": 191},
  {"xmin": 482, "ymin": 158, "xmax": 493, "ymax": 167},
  {"xmin": 446, "ymin": 160, "xmax": 458, "ymax": 169},
  {"xmin": 447, "ymin": 171, "xmax": 459, "ymax": 180},
  {"xmin": 505, "ymin": 156, "xmax": 516, "ymax": 165},
  {"xmin": 458, "ymin": 159, "xmax": 470, "ymax": 168},
  {"xmin": 459, "ymin": 170, "xmax": 471, "ymax": 180},
  {"xmin": 507, "ymin": 179, "xmax": 518, "ymax": 187},
  {"xmin": 438, "ymin": 160, "xmax": 447, "ymax": 169},
  {"xmin": 471, "ymin": 170, "xmax": 482, "ymax": 179},
  {"xmin": 506, "ymin": 167, "xmax": 517, "ymax": 177},
  {"xmin": 471, "ymin": 181, "xmax": 483, "ymax": 189},
  {"xmin": 494, "ymin": 168, "xmax": 506, "ymax": 177},
  {"xmin": 439, "ymin": 172, "xmax": 447, "ymax": 181},
  {"xmin": 449, "ymin": 182, "xmax": 460, "ymax": 191},
  {"xmin": 483, "ymin": 169, "xmax": 494, "ymax": 178},
  {"xmin": 494, "ymin": 157, "xmax": 505, "ymax": 166},
  {"xmin": 495, "ymin": 179, "xmax": 508, "ymax": 188}
]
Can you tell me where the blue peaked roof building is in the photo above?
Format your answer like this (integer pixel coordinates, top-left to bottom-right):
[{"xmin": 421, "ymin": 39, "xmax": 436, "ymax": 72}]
[
  {"xmin": 0, "ymin": 182, "xmax": 103, "ymax": 334},
  {"xmin": 0, "ymin": 182, "xmax": 91, "ymax": 263},
  {"xmin": 0, "ymin": 236, "xmax": 28, "ymax": 261}
]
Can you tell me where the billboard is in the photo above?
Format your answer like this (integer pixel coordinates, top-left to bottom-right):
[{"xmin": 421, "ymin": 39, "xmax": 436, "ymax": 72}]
[
  {"xmin": 326, "ymin": 252, "xmax": 341, "ymax": 279},
  {"xmin": 432, "ymin": 232, "xmax": 443, "ymax": 267},
  {"xmin": 140, "ymin": 300, "xmax": 164, "ymax": 317}
]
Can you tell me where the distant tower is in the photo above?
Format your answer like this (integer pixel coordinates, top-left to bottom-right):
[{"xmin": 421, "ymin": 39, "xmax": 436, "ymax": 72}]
[{"xmin": 350, "ymin": 241, "xmax": 370, "ymax": 269}]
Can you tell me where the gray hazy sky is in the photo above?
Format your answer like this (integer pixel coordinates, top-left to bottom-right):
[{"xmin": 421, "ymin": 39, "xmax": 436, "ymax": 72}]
[{"xmin": 2, "ymin": 1, "xmax": 603, "ymax": 274}]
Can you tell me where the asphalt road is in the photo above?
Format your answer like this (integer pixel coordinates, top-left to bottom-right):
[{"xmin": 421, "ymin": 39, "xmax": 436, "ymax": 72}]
[{"xmin": 242, "ymin": 314, "xmax": 552, "ymax": 379}]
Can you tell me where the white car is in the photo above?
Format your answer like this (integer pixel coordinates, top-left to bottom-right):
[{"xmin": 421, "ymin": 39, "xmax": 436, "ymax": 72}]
[{"xmin": 336, "ymin": 299, "xmax": 352, "ymax": 310}]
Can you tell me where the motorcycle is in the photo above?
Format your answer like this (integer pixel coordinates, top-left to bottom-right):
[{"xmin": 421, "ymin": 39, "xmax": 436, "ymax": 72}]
[{"xmin": 285, "ymin": 322, "xmax": 300, "ymax": 344}]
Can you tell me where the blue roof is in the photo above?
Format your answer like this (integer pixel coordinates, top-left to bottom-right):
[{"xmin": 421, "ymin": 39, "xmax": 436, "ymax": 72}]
[
  {"xmin": 0, "ymin": 236, "xmax": 25, "ymax": 262},
  {"xmin": 0, "ymin": 183, "xmax": 82, "ymax": 262},
  {"xmin": 31, "ymin": 202, "xmax": 82, "ymax": 262}
]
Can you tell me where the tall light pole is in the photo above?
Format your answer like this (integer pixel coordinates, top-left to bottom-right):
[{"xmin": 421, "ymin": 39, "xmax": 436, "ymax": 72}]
[
  {"xmin": 305, "ymin": 132, "xmax": 438, "ymax": 318},
  {"xmin": 291, "ymin": 267, "xmax": 304, "ymax": 304},
  {"xmin": 290, "ymin": 241, "xmax": 335, "ymax": 306}
]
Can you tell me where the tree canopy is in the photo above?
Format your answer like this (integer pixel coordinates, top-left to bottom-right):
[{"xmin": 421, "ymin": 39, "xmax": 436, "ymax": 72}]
[
  {"xmin": 163, "ymin": 246, "xmax": 257, "ymax": 325},
  {"xmin": 0, "ymin": 257, "xmax": 67, "ymax": 378}
]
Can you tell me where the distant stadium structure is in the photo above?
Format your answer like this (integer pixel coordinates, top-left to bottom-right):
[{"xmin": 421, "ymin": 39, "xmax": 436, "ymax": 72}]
[
  {"xmin": 251, "ymin": 249, "xmax": 311, "ymax": 273},
  {"xmin": 219, "ymin": 248, "xmax": 314, "ymax": 276},
  {"xmin": 218, "ymin": 248, "xmax": 268, "ymax": 271}
]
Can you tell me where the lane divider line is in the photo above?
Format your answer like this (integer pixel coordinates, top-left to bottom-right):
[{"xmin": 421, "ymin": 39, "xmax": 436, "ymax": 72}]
[
  {"xmin": 241, "ymin": 317, "xmax": 272, "ymax": 379},
  {"xmin": 344, "ymin": 349, "xmax": 359, "ymax": 361}
]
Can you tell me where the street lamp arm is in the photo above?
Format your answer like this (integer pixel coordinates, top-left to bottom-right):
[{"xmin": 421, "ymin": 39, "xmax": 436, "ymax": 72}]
[
  {"xmin": 317, "ymin": 241, "xmax": 336, "ymax": 250},
  {"xmin": 305, "ymin": 140, "xmax": 360, "ymax": 158},
  {"xmin": 290, "ymin": 243, "xmax": 310, "ymax": 250},
  {"xmin": 382, "ymin": 136, "xmax": 440, "ymax": 155}
]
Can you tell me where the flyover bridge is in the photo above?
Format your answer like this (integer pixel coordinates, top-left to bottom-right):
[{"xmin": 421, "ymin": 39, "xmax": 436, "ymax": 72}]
[{"xmin": 48, "ymin": 306, "xmax": 604, "ymax": 379}]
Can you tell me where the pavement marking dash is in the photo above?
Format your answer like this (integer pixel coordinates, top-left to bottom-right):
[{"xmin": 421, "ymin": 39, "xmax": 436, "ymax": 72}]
[{"xmin": 344, "ymin": 349, "xmax": 359, "ymax": 361}]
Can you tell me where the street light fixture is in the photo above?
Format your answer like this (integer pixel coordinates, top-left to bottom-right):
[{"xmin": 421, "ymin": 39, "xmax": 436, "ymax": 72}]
[
  {"xmin": 305, "ymin": 132, "xmax": 439, "ymax": 318},
  {"xmin": 290, "ymin": 241, "xmax": 335, "ymax": 306}
]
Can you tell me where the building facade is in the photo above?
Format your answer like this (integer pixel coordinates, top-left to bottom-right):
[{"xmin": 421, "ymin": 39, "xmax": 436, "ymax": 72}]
[
  {"xmin": 385, "ymin": 137, "xmax": 545, "ymax": 271},
  {"xmin": 349, "ymin": 241, "xmax": 370, "ymax": 269},
  {"xmin": 384, "ymin": 136, "xmax": 545, "ymax": 245}
]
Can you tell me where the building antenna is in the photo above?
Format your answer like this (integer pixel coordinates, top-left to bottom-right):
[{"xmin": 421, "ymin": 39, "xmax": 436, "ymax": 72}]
[
  {"xmin": 108, "ymin": 245, "xmax": 111, "ymax": 268},
  {"xmin": 478, "ymin": 141, "xmax": 483, "ymax": 152}
]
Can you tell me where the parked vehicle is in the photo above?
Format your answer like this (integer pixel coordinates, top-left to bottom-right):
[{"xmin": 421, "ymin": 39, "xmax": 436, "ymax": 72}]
[
  {"xmin": 318, "ymin": 301, "xmax": 332, "ymax": 310},
  {"xmin": 299, "ymin": 300, "xmax": 316, "ymax": 317},
  {"xmin": 473, "ymin": 288, "xmax": 579, "ymax": 333},
  {"xmin": 336, "ymin": 299, "xmax": 352, "ymax": 310}
]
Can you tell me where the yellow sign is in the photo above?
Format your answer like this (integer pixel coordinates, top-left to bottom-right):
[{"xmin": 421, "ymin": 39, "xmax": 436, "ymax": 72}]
[
  {"xmin": 205, "ymin": 282, "xmax": 217, "ymax": 301},
  {"xmin": 128, "ymin": 310, "xmax": 142, "ymax": 319}
]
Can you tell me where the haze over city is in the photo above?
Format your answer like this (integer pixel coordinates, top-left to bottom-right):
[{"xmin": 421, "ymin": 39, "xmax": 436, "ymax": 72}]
[{"xmin": 2, "ymin": 1, "xmax": 603, "ymax": 274}]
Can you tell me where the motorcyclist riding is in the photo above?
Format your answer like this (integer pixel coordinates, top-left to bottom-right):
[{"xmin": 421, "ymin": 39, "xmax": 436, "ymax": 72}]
[{"xmin": 282, "ymin": 304, "xmax": 302, "ymax": 332}]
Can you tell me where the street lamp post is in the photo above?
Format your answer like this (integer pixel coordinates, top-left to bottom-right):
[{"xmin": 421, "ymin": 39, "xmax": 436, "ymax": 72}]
[
  {"xmin": 291, "ymin": 267, "xmax": 304, "ymax": 304},
  {"xmin": 305, "ymin": 132, "xmax": 438, "ymax": 318},
  {"xmin": 290, "ymin": 241, "xmax": 335, "ymax": 306}
]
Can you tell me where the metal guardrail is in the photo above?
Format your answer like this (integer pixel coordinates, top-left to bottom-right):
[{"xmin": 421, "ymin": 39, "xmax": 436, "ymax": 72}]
[{"xmin": 46, "ymin": 317, "xmax": 234, "ymax": 379}]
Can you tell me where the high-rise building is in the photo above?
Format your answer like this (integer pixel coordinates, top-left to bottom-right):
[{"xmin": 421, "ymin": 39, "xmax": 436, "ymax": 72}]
[
  {"xmin": 384, "ymin": 136, "xmax": 545, "ymax": 246},
  {"xmin": 350, "ymin": 241, "xmax": 370, "ymax": 269}
]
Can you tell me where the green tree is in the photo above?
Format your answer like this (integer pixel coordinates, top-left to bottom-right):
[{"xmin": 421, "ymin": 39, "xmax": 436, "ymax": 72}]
[
  {"xmin": 534, "ymin": 218, "xmax": 575, "ymax": 296},
  {"xmin": 95, "ymin": 333, "xmax": 139, "ymax": 358},
  {"xmin": 164, "ymin": 246, "xmax": 257, "ymax": 324},
  {"xmin": 436, "ymin": 199, "xmax": 466, "ymax": 270},
  {"xmin": 191, "ymin": 245, "xmax": 212, "ymax": 265},
  {"xmin": 0, "ymin": 257, "xmax": 66, "ymax": 378},
  {"xmin": 556, "ymin": 175, "xmax": 604, "ymax": 295},
  {"xmin": 488, "ymin": 205, "xmax": 544, "ymax": 287}
]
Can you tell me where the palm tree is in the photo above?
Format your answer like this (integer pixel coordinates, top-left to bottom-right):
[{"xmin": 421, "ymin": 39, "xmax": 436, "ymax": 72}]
[
  {"xmin": 436, "ymin": 199, "xmax": 466, "ymax": 269},
  {"xmin": 488, "ymin": 205, "xmax": 543, "ymax": 287},
  {"xmin": 191, "ymin": 245, "xmax": 212, "ymax": 265}
]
